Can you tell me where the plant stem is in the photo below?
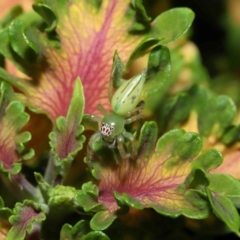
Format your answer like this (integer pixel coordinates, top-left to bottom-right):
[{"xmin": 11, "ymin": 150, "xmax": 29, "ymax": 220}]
[
  {"xmin": 12, "ymin": 173, "xmax": 36, "ymax": 196},
  {"xmin": 44, "ymin": 154, "xmax": 55, "ymax": 184}
]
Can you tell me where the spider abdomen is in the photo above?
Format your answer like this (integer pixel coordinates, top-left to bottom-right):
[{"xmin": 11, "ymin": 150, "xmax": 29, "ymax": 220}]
[{"xmin": 111, "ymin": 71, "xmax": 146, "ymax": 116}]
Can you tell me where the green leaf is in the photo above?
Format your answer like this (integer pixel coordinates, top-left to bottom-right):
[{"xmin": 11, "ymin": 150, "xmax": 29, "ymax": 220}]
[
  {"xmin": 32, "ymin": 3, "xmax": 58, "ymax": 32},
  {"xmin": 206, "ymin": 188, "xmax": 240, "ymax": 235},
  {"xmin": 160, "ymin": 85, "xmax": 237, "ymax": 139},
  {"xmin": 155, "ymin": 128, "xmax": 185, "ymax": 152},
  {"xmin": 147, "ymin": 45, "xmax": 170, "ymax": 76},
  {"xmin": 130, "ymin": 0, "xmax": 151, "ymax": 23},
  {"xmin": 23, "ymin": 27, "xmax": 46, "ymax": 61},
  {"xmin": 61, "ymin": 218, "xmax": 110, "ymax": 240},
  {"xmin": 113, "ymin": 192, "xmax": 130, "ymax": 213},
  {"xmin": 193, "ymin": 149, "xmax": 223, "ymax": 171},
  {"xmin": 0, "ymin": 196, "xmax": 13, "ymax": 221},
  {"xmin": 0, "ymin": 81, "xmax": 12, "ymax": 115},
  {"xmin": 75, "ymin": 182, "xmax": 104, "ymax": 213},
  {"xmin": 90, "ymin": 211, "xmax": 117, "ymax": 231},
  {"xmin": 61, "ymin": 218, "xmax": 111, "ymax": 240},
  {"xmin": 128, "ymin": 0, "xmax": 151, "ymax": 33},
  {"xmin": 114, "ymin": 192, "xmax": 145, "ymax": 210},
  {"xmin": 156, "ymin": 129, "xmax": 202, "ymax": 163},
  {"xmin": 7, "ymin": 200, "xmax": 47, "ymax": 240},
  {"xmin": 126, "ymin": 38, "xmax": 161, "ymax": 69},
  {"xmin": 81, "ymin": 182, "xmax": 99, "ymax": 199},
  {"xmin": 83, "ymin": 231, "xmax": 110, "ymax": 240},
  {"xmin": 185, "ymin": 168, "xmax": 210, "ymax": 190},
  {"xmin": 137, "ymin": 121, "xmax": 158, "ymax": 160},
  {"xmin": 8, "ymin": 12, "xmax": 42, "ymax": 62},
  {"xmin": 76, "ymin": 191, "xmax": 104, "ymax": 212},
  {"xmin": 141, "ymin": 45, "xmax": 171, "ymax": 108},
  {"xmin": 61, "ymin": 220, "xmax": 110, "ymax": 240},
  {"xmin": 0, "ymin": 28, "xmax": 43, "ymax": 81},
  {"xmin": 172, "ymin": 132, "xmax": 202, "ymax": 160},
  {"xmin": 198, "ymin": 95, "xmax": 236, "ymax": 137},
  {"xmin": 207, "ymin": 173, "xmax": 240, "ymax": 208},
  {"xmin": 221, "ymin": 125, "xmax": 240, "ymax": 145},
  {"xmin": 160, "ymin": 93, "xmax": 192, "ymax": 130},
  {"xmin": 128, "ymin": 21, "xmax": 148, "ymax": 33},
  {"xmin": 149, "ymin": 7, "xmax": 195, "ymax": 45},
  {"xmin": 48, "ymin": 185, "xmax": 77, "ymax": 209},
  {"xmin": 16, "ymin": 131, "xmax": 31, "ymax": 145},
  {"xmin": 109, "ymin": 51, "xmax": 125, "ymax": 100},
  {"xmin": 66, "ymin": 78, "xmax": 85, "ymax": 129},
  {"xmin": 184, "ymin": 189, "xmax": 211, "ymax": 219},
  {"xmin": 0, "ymin": 65, "xmax": 27, "ymax": 93},
  {"xmin": 60, "ymin": 220, "xmax": 90, "ymax": 240}
]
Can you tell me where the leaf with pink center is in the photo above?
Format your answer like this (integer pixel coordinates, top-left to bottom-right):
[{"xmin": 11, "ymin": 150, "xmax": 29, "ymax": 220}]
[
  {"xmin": 6, "ymin": 200, "xmax": 47, "ymax": 240},
  {"xmin": 49, "ymin": 78, "xmax": 85, "ymax": 180},
  {"xmin": 0, "ymin": 81, "xmax": 34, "ymax": 176},
  {"xmin": 79, "ymin": 122, "xmax": 224, "ymax": 230},
  {"xmin": 0, "ymin": 0, "xmax": 147, "ymax": 121},
  {"xmin": 96, "ymin": 126, "xmax": 202, "ymax": 218},
  {"xmin": 0, "ymin": 3, "xmax": 195, "ymax": 122}
]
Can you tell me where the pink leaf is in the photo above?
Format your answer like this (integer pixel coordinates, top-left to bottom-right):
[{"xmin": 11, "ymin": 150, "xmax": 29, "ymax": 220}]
[{"xmin": 13, "ymin": 1, "xmax": 144, "ymax": 122}]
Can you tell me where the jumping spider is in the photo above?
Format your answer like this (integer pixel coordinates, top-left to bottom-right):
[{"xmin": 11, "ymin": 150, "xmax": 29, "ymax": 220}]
[{"xmin": 87, "ymin": 71, "xmax": 146, "ymax": 164}]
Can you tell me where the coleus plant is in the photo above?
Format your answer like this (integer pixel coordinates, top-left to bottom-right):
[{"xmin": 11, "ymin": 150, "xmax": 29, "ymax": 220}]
[{"xmin": 0, "ymin": 0, "xmax": 240, "ymax": 239}]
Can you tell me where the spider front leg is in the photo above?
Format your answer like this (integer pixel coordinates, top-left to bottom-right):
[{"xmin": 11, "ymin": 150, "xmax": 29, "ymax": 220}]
[
  {"xmin": 122, "ymin": 129, "xmax": 137, "ymax": 158},
  {"xmin": 87, "ymin": 131, "xmax": 102, "ymax": 166},
  {"xmin": 117, "ymin": 134, "xmax": 130, "ymax": 159},
  {"xmin": 88, "ymin": 113, "xmax": 103, "ymax": 132},
  {"xmin": 90, "ymin": 114, "xmax": 102, "ymax": 125},
  {"xmin": 124, "ymin": 101, "xmax": 145, "ymax": 124}
]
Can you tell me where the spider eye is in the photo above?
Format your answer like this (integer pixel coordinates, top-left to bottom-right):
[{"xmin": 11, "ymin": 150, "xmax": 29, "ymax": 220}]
[{"xmin": 101, "ymin": 123, "xmax": 114, "ymax": 136}]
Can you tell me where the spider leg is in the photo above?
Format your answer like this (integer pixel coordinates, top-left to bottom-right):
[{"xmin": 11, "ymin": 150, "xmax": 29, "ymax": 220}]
[
  {"xmin": 90, "ymin": 114, "xmax": 102, "ymax": 124},
  {"xmin": 97, "ymin": 104, "xmax": 108, "ymax": 116},
  {"xmin": 87, "ymin": 131, "xmax": 102, "ymax": 167},
  {"xmin": 122, "ymin": 129, "xmax": 137, "ymax": 158},
  {"xmin": 125, "ymin": 101, "xmax": 144, "ymax": 117},
  {"xmin": 124, "ymin": 101, "xmax": 144, "ymax": 124},
  {"xmin": 117, "ymin": 134, "xmax": 130, "ymax": 159},
  {"xmin": 108, "ymin": 138, "xmax": 116, "ymax": 148},
  {"xmin": 102, "ymin": 137, "xmax": 116, "ymax": 149}
]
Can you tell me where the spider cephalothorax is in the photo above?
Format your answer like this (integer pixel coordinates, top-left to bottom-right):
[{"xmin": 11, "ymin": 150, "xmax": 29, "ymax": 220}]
[{"xmin": 87, "ymin": 70, "xmax": 146, "ymax": 164}]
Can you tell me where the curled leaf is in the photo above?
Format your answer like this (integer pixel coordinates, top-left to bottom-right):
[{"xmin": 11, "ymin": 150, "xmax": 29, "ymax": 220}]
[
  {"xmin": 7, "ymin": 200, "xmax": 47, "ymax": 240},
  {"xmin": 0, "ymin": 81, "xmax": 33, "ymax": 175}
]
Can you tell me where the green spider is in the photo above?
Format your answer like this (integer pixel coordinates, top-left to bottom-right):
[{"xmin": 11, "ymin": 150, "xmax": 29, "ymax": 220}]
[{"xmin": 87, "ymin": 70, "xmax": 146, "ymax": 164}]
